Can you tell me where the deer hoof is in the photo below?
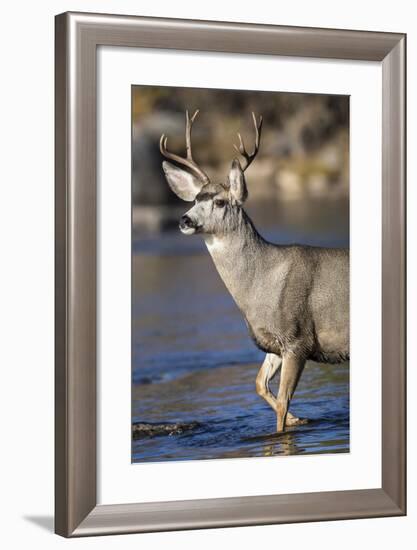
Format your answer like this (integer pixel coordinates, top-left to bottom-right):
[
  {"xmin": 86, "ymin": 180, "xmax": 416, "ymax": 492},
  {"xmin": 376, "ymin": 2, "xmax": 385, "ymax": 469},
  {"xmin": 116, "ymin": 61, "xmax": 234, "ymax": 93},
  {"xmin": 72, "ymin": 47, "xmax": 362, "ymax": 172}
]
[{"xmin": 285, "ymin": 415, "xmax": 309, "ymax": 427}]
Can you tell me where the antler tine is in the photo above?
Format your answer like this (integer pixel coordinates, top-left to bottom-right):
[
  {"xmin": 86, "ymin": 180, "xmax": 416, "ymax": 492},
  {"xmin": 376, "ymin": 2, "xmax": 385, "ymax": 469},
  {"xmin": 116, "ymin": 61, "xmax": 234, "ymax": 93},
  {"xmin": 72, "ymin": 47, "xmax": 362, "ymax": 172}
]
[
  {"xmin": 185, "ymin": 109, "xmax": 199, "ymax": 161},
  {"xmin": 160, "ymin": 110, "xmax": 209, "ymax": 184},
  {"xmin": 233, "ymin": 112, "xmax": 263, "ymax": 172}
]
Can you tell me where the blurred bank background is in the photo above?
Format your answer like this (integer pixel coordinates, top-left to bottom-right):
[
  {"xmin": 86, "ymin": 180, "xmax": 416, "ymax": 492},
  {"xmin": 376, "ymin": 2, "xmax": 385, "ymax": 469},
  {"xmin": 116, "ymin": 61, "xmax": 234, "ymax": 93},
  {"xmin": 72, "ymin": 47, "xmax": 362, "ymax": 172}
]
[{"xmin": 132, "ymin": 86, "xmax": 350, "ymax": 463}]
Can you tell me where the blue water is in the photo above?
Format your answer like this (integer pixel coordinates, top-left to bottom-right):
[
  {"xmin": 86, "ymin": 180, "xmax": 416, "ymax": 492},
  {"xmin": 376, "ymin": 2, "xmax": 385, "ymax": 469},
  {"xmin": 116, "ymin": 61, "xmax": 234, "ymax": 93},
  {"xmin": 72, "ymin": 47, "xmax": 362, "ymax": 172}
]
[{"xmin": 132, "ymin": 198, "xmax": 350, "ymax": 463}]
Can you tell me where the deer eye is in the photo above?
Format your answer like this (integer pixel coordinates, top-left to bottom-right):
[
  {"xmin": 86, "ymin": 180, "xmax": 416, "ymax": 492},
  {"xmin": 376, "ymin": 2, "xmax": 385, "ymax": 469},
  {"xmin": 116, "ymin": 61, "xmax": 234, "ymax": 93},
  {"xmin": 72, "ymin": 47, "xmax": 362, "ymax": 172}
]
[{"xmin": 214, "ymin": 199, "xmax": 226, "ymax": 208}]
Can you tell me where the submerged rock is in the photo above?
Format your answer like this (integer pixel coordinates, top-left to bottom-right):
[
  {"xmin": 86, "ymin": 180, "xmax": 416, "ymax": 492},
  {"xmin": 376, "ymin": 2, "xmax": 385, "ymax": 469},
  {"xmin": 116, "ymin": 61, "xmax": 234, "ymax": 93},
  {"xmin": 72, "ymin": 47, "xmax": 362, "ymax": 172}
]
[{"xmin": 132, "ymin": 421, "xmax": 200, "ymax": 439}]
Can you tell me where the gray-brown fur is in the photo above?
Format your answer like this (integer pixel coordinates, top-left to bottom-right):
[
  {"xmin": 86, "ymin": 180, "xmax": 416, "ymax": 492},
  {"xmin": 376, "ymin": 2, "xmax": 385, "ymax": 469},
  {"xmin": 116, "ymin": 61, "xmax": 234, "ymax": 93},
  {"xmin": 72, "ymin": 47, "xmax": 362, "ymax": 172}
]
[{"xmin": 160, "ymin": 112, "xmax": 349, "ymax": 432}]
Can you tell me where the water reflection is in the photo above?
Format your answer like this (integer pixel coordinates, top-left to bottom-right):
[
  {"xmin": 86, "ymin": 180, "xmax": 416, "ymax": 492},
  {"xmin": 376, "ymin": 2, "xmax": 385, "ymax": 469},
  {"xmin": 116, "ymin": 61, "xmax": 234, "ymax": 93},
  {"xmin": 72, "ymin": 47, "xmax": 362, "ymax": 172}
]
[{"xmin": 262, "ymin": 432, "xmax": 300, "ymax": 457}]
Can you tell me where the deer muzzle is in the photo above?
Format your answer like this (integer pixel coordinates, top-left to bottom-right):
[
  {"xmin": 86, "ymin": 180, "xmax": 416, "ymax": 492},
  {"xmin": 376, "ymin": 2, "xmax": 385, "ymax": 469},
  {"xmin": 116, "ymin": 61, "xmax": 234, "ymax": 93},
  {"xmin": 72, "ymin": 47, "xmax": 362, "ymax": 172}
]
[{"xmin": 179, "ymin": 215, "xmax": 198, "ymax": 235}]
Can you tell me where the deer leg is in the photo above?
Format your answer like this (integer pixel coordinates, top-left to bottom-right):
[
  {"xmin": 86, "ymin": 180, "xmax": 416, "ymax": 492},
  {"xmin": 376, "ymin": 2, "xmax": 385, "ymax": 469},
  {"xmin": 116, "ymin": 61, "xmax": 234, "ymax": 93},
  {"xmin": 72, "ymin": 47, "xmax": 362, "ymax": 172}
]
[
  {"xmin": 255, "ymin": 354, "xmax": 282, "ymax": 411},
  {"xmin": 256, "ymin": 354, "xmax": 308, "ymax": 428},
  {"xmin": 276, "ymin": 355, "xmax": 306, "ymax": 432}
]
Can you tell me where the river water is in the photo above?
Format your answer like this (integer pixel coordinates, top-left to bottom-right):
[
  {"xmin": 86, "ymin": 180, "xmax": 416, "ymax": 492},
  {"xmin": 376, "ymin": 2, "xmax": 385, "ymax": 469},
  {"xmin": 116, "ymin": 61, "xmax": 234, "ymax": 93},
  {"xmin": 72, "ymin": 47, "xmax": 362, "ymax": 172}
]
[{"xmin": 132, "ymin": 197, "xmax": 349, "ymax": 463}]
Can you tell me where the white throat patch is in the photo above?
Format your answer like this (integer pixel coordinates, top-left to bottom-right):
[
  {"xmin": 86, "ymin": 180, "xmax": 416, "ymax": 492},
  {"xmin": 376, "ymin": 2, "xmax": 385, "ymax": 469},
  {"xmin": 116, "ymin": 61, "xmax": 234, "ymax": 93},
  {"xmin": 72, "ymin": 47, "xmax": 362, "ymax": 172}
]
[{"xmin": 205, "ymin": 235, "xmax": 225, "ymax": 253}]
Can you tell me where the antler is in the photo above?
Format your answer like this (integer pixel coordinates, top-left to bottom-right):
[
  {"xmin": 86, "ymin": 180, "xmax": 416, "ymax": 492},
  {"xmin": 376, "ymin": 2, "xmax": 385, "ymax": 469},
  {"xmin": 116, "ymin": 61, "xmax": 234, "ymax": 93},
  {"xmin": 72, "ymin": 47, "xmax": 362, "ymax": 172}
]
[
  {"xmin": 160, "ymin": 110, "xmax": 209, "ymax": 184},
  {"xmin": 233, "ymin": 112, "xmax": 263, "ymax": 172}
]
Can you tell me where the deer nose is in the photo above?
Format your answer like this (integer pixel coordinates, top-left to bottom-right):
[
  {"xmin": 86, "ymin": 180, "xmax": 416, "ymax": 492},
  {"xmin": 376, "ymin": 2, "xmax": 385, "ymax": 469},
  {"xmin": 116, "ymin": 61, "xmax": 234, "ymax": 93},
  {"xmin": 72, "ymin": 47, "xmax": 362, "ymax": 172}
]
[{"xmin": 180, "ymin": 215, "xmax": 193, "ymax": 229}]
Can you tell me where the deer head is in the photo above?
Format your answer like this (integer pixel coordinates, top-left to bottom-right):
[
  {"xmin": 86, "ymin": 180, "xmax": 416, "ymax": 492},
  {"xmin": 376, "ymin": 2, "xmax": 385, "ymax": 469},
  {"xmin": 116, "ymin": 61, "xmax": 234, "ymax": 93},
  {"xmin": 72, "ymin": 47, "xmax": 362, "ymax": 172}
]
[{"xmin": 160, "ymin": 110, "xmax": 263, "ymax": 236}]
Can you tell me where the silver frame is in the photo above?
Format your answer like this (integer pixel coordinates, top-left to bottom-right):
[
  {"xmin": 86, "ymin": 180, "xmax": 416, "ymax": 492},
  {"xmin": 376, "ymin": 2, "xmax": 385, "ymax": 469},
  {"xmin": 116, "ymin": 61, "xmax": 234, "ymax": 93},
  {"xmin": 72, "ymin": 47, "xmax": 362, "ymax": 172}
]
[{"xmin": 55, "ymin": 12, "xmax": 406, "ymax": 537}]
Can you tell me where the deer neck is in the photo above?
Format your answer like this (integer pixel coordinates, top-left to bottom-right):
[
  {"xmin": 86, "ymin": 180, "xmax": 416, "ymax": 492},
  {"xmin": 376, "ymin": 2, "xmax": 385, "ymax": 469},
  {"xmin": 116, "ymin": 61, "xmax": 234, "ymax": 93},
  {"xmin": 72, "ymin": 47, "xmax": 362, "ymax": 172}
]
[{"xmin": 203, "ymin": 210, "xmax": 267, "ymax": 311}]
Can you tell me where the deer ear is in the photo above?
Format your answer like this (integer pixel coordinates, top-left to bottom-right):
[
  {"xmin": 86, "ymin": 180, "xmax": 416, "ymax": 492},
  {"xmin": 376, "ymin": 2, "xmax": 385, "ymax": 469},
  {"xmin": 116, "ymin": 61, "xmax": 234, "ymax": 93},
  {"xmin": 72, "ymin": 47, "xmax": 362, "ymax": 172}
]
[
  {"xmin": 162, "ymin": 161, "xmax": 204, "ymax": 202},
  {"xmin": 228, "ymin": 159, "xmax": 248, "ymax": 205}
]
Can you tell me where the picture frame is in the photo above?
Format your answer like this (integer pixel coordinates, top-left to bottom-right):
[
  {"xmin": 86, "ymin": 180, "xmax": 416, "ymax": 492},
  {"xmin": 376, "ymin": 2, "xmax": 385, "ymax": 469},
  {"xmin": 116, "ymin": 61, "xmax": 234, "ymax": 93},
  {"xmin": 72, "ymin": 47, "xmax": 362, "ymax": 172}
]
[{"xmin": 55, "ymin": 11, "xmax": 406, "ymax": 537}]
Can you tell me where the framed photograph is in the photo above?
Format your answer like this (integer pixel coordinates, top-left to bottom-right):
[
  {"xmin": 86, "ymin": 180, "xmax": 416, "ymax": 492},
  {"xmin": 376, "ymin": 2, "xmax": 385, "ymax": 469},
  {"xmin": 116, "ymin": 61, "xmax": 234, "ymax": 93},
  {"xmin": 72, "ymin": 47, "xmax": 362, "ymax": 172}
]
[{"xmin": 55, "ymin": 11, "xmax": 406, "ymax": 537}]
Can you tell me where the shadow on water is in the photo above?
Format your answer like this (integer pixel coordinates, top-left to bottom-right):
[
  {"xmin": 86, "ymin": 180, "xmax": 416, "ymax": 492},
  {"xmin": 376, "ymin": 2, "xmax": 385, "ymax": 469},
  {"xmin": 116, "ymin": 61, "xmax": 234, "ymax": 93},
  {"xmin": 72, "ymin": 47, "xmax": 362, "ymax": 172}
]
[{"xmin": 132, "ymin": 197, "xmax": 349, "ymax": 463}]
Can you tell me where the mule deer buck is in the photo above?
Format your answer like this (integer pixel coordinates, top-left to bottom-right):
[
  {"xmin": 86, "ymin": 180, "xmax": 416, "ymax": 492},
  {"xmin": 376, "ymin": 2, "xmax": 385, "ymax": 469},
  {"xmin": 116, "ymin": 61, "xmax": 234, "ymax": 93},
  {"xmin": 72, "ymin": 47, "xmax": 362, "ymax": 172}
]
[{"xmin": 160, "ymin": 110, "xmax": 349, "ymax": 432}]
